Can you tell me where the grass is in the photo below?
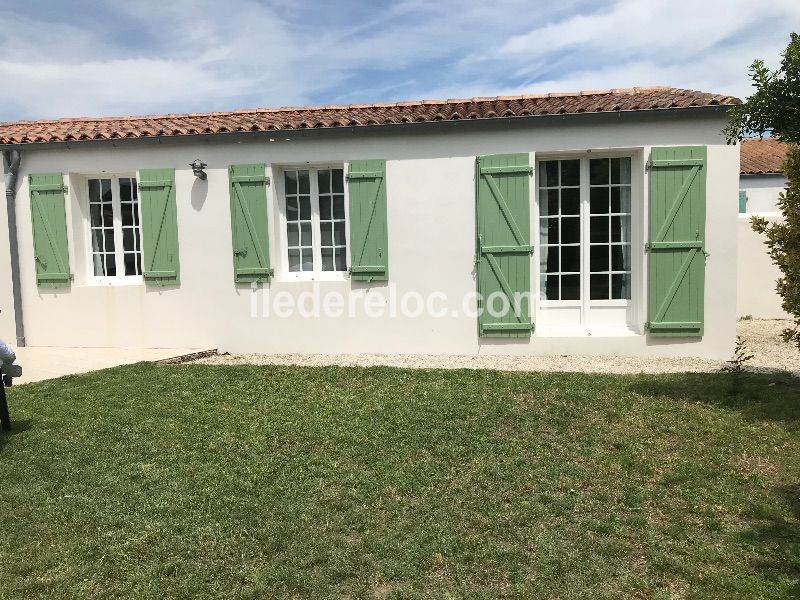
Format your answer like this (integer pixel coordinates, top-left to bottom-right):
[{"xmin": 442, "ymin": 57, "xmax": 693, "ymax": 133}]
[{"xmin": 1, "ymin": 363, "xmax": 799, "ymax": 599}]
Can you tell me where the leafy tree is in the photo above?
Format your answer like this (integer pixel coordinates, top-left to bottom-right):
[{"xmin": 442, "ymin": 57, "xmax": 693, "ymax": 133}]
[{"xmin": 726, "ymin": 33, "xmax": 800, "ymax": 348}]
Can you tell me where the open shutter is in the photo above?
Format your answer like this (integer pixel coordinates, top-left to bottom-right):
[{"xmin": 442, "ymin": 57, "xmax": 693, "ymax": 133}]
[
  {"xmin": 647, "ymin": 146, "xmax": 706, "ymax": 337},
  {"xmin": 29, "ymin": 173, "xmax": 72, "ymax": 288},
  {"xmin": 738, "ymin": 190, "xmax": 748, "ymax": 214},
  {"xmin": 348, "ymin": 159, "xmax": 387, "ymax": 281},
  {"xmin": 139, "ymin": 168, "xmax": 180, "ymax": 285},
  {"xmin": 229, "ymin": 164, "xmax": 272, "ymax": 283},
  {"xmin": 476, "ymin": 154, "xmax": 533, "ymax": 337}
]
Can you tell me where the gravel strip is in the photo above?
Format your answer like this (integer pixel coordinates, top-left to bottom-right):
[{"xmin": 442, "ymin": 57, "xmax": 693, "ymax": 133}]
[{"xmin": 192, "ymin": 319, "xmax": 800, "ymax": 376}]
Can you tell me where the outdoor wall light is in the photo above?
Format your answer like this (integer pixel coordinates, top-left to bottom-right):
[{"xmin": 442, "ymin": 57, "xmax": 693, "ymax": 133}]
[{"xmin": 190, "ymin": 159, "xmax": 208, "ymax": 180}]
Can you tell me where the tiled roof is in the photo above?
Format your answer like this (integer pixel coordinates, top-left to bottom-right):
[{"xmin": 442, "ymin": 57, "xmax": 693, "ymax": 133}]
[
  {"xmin": 0, "ymin": 86, "xmax": 739, "ymax": 146},
  {"xmin": 740, "ymin": 138, "xmax": 790, "ymax": 174}
]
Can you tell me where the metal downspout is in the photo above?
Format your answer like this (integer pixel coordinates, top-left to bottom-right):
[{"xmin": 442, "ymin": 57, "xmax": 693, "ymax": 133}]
[{"xmin": 2, "ymin": 149, "xmax": 24, "ymax": 346}]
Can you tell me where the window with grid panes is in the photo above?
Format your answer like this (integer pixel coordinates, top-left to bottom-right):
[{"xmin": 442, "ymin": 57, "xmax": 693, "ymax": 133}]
[
  {"xmin": 87, "ymin": 176, "xmax": 142, "ymax": 279},
  {"xmin": 283, "ymin": 167, "xmax": 347, "ymax": 275},
  {"xmin": 538, "ymin": 157, "xmax": 632, "ymax": 303}
]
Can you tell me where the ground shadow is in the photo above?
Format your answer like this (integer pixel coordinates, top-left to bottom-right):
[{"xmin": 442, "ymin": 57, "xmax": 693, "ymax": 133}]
[
  {"xmin": 0, "ymin": 418, "xmax": 32, "ymax": 452},
  {"xmin": 628, "ymin": 372, "xmax": 800, "ymax": 426},
  {"xmin": 741, "ymin": 483, "xmax": 800, "ymax": 595}
]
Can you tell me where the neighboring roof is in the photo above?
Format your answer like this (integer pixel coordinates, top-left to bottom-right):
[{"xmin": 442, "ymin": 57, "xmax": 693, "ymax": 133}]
[
  {"xmin": 0, "ymin": 86, "xmax": 739, "ymax": 146},
  {"xmin": 740, "ymin": 138, "xmax": 789, "ymax": 174}
]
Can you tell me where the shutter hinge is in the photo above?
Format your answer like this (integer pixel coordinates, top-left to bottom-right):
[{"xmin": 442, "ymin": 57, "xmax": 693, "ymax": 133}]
[
  {"xmin": 644, "ymin": 321, "xmax": 650, "ymax": 332},
  {"xmin": 644, "ymin": 242, "xmax": 651, "ymax": 253},
  {"xmin": 266, "ymin": 176, "xmax": 271, "ymax": 187},
  {"xmin": 645, "ymin": 160, "xmax": 652, "ymax": 172},
  {"xmin": 62, "ymin": 185, "xmax": 69, "ymax": 194}
]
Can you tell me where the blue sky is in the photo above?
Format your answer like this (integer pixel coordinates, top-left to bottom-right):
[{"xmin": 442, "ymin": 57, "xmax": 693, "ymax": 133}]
[{"xmin": 0, "ymin": 0, "xmax": 798, "ymax": 120}]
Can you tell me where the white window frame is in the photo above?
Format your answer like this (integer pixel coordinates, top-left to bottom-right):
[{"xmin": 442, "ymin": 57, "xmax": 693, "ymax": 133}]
[
  {"xmin": 275, "ymin": 164, "xmax": 350, "ymax": 281},
  {"xmin": 534, "ymin": 150, "xmax": 643, "ymax": 333},
  {"xmin": 81, "ymin": 173, "xmax": 144, "ymax": 286}
]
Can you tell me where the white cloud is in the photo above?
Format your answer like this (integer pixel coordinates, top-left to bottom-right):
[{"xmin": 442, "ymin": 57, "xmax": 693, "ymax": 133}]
[{"xmin": 0, "ymin": 0, "xmax": 797, "ymax": 120}]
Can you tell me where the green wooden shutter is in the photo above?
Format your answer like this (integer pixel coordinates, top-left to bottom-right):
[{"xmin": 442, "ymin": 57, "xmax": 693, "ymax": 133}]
[
  {"xmin": 348, "ymin": 159, "xmax": 387, "ymax": 281},
  {"xmin": 139, "ymin": 168, "xmax": 180, "ymax": 285},
  {"xmin": 647, "ymin": 146, "xmax": 707, "ymax": 337},
  {"xmin": 738, "ymin": 190, "xmax": 748, "ymax": 213},
  {"xmin": 476, "ymin": 154, "xmax": 533, "ymax": 337},
  {"xmin": 29, "ymin": 173, "xmax": 72, "ymax": 288},
  {"xmin": 229, "ymin": 164, "xmax": 272, "ymax": 283}
]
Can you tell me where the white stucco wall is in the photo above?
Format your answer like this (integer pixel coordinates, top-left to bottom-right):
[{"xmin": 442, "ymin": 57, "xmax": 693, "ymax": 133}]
[
  {"xmin": 737, "ymin": 174, "xmax": 789, "ymax": 318},
  {"xmin": 3, "ymin": 114, "xmax": 738, "ymax": 359}
]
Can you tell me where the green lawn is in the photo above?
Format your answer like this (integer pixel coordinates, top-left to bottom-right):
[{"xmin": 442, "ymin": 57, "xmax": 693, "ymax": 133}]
[{"xmin": 1, "ymin": 364, "xmax": 799, "ymax": 599}]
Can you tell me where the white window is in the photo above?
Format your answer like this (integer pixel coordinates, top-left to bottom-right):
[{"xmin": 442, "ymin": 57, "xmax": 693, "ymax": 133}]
[
  {"xmin": 537, "ymin": 156, "xmax": 634, "ymax": 331},
  {"xmin": 281, "ymin": 167, "xmax": 347, "ymax": 277},
  {"xmin": 86, "ymin": 176, "xmax": 142, "ymax": 280}
]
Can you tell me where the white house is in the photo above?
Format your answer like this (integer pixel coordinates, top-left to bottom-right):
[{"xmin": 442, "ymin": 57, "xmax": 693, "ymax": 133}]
[
  {"xmin": 738, "ymin": 138, "xmax": 789, "ymax": 319},
  {"xmin": 0, "ymin": 87, "xmax": 740, "ymax": 359}
]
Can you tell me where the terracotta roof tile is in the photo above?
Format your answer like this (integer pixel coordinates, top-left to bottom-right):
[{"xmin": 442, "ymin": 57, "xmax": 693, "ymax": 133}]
[
  {"xmin": 0, "ymin": 87, "xmax": 740, "ymax": 146},
  {"xmin": 740, "ymin": 138, "xmax": 790, "ymax": 174}
]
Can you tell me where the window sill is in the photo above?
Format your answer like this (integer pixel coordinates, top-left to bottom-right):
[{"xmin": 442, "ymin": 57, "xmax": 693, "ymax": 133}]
[
  {"xmin": 276, "ymin": 273, "xmax": 350, "ymax": 283},
  {"xmin": 80, "ymin": 277, "xmax": 144, "ymax": 287},
  {"xmin": 536, "ymin": 325, "xmax": 640, "ymax": 338}
]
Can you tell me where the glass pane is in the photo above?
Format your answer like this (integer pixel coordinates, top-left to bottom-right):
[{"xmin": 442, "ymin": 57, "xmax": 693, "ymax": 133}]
[
  {"xmin": 611, "ymin": 245, "xmax": 630, "ymax": 271},
  {"xmin": 121, "ymin": 201, "xmax": 134, "ymax": 227},
  {"xmin": 561, "ymin": 217, "xmax": 580, "ymax": 244},
  {"xmin": 611, "ymin": 157, "xmax": 631, "ymax": 184},
  {"xmin": 590, "ymin": 187, "xmax": 609, "ymax": 214},
  {"xmin": 318, "ymin": 169, "xmax": 330, "ymax": 194},
  {"xmin": 298, "ymin": 170, "xmax": 310, "ymax": 195},
  {"xmin": 334, "ymin": 222, "xmax": 345, "ymax": 245},
  {"xmin": 105, "ymin": 254, "xmax": 116, "ymax": 277},
  {"xmin": 320, "ymin": 222, "xmax": 332, "ymax": 246},
  {"xmin": 91, "ymin": 229, "xmax": 103, "ymax": 254},
  {"xmin": 333, "ymin": 195, "xmax": 345, "ymax": 219},
  {"xmin": 590, "ymin": 274, "xmax": 610, "ymax": 300},
  {"xmin": 561, "ymin": 275, "xmax": 580, "ymax": 300},
  {"xmin": 124, "ymin": 253, "xmax": 138, "ymax": 276},
  {"xmin": 612, "ymin": 273, "xmax": 630, "ymax": 300},
  {"xmin": 287, "ymin": 197, "xmax": 298, "ymax": 220},
  {"xmin": 545, "ymin": 218, "xmax": 558, "ymax": 244},
  {"xmin": 288, "ymin": 249, "xmax": 301, "ymax": 272},
  {"xmin": 544, "ymin": 161, "xmax": 559, "ymax": 187},
  {"xmin": 539, "ymin": 189, "xmax": 551, "ymax": 216},
  {"xmin": 123, "ymin": 228, "xmax": 134, "ymax": 252},
  {"xmin": 589, "ymin": 158, "xmax": 609, "ymax": 185},
  {"xmin": 93, "ymin": 253, "xmax": 104, "ymax": 277},
  {"xmin": 104, "ymin": 229, "xmax": 116, "ymax": 253},
  {"xmin": 561, "ymin": 246, "xmax": 580, "ymax": 273},
  {"xmin": 287, "ymin": 225, "xmax": 299, "ymax": 247},
  {"xmin": 285, "ymin": 171, "xmax": 298, "ymax": 194},
  {"xmin": 89, "ymin": 179, "xmax": 101, "ymax": 203},
  {"xmin": 545, "ymin": 275, "xmax": 559, "ymax": 300},
  {"xmin": 560, "ymin": 160, "xmax": 580, "ymax": 187},
  {"xmin": 300, "ymin": 222, "xmax": 312, "ymax": 246},
  {"xmin": 590, "ymin": 245, "xmax": 609, "ymax": 272},
  {"xmin": 101, "ymin": 179, "xmax": 112, "ymax": 203},
  {"xmin": 561, "ymin": 188, "xmax": 579, "ymax": 215},
  {"xmin": 320, "ymin": 196, "xmax": 332, "ymax": 220},
  {"xmin": 90, "ymin": 203, "xmax": 102, "ymax": 227},
  {"xmin": 299, "ymin": 197, "xmax": 311, "ymax": 220},
  {"xmin": 102, "ymin": 203, "xmax": 114, "ymax": 228},
  {"xmin": 611, "ymin": 216, "xmax": 629, "ymax": 242},
  {"xmin": 335, "ymin": 247, "xmax": 347, "ymax": 271},
  {"xmin": 332, "ymin": 169, "xmax": 344, "ymax": 193},
  {"xmin": 301, "ymin": 249, "xmax": 314, "ymax": 271},
  {"xmin": 321, "ymin": 247, "xmax": 334, "ymax": 271},
  {"xmin": 119, "ymin": 178, "xmax": 132, "ymax": 201},
  {"xmin": 590, "ymin": 216, "xmax": 609, "ymax": 243},
  {"xmin": 546, "ymin": 246, "xmax": 559, "ymax": 272},
  {"xmin": 611, "ymin": 187, "xmax": 631, "ymax": 213}
]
